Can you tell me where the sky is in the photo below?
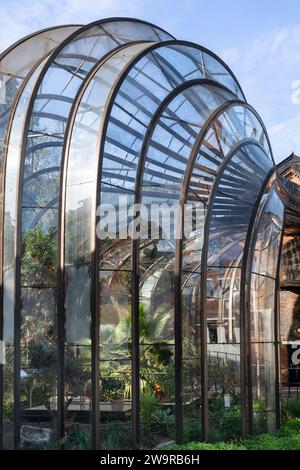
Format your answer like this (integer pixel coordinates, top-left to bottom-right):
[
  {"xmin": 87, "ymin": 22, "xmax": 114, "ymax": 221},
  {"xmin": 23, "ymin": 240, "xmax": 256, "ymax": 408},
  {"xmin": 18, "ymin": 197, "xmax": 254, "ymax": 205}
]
[{"xmin": 1, "ymin": 0, "xmax": 300, "ymax": 162}]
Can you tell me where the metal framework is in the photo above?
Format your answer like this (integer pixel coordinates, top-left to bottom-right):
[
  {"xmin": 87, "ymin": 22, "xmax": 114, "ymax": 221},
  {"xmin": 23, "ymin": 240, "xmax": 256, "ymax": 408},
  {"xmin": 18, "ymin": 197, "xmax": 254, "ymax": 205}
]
[{"xmin": 0, "ymin": 17, "xmax": 291, "ymax": 450}]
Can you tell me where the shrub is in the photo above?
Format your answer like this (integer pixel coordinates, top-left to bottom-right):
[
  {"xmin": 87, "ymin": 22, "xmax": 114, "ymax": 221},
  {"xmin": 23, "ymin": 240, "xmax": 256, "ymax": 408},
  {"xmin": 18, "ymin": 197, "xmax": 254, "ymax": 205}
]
[
  {"xmin": 168, "ymin": 418, "xmax": 300, "ymax": 450},
  {"xmin": 102, "ymin": 422, "xmax": 132, "ymax": 450},
  {"xmin": 283, "ymin": 398, "xmax": 300, "ymax": 419},
  {"xmin": 140, "ymin": 391, "xmax": 159, "ymax": 422}
]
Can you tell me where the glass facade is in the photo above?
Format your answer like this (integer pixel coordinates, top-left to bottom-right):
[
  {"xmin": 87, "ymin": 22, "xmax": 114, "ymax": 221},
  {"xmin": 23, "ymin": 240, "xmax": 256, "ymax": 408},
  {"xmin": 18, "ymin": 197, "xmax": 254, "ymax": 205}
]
[{"xmin": 0, "ymin": 17, "xmax": 295, "ymax": 450}]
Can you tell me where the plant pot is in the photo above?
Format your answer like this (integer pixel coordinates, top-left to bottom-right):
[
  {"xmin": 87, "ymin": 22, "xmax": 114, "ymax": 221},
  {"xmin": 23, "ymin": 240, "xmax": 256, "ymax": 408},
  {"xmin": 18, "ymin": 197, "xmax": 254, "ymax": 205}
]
[{"xmin": 110, "ymin": 399, "xmax": 124, "ymax": 412}]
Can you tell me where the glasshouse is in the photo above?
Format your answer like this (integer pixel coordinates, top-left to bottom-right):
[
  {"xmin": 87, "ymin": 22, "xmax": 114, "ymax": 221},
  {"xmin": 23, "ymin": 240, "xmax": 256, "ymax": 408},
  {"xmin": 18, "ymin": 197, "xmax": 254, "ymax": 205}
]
[{"xmin": 0, "ymin": 17, "xmax": 299, "ymax": 450}]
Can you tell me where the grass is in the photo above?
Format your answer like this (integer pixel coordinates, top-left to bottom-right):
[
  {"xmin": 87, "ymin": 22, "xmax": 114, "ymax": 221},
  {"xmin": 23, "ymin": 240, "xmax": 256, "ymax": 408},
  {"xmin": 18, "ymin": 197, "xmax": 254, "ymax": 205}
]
[{"xmin": 167, "ymin": 418, "xmax": 300, "ymax": 451}]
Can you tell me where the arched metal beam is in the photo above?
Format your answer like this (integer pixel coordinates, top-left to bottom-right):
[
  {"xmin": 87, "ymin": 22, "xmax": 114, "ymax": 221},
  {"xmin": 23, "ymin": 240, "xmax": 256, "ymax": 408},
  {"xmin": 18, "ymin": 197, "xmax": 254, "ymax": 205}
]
[
  {"xmin": 173, "ymin": 97, "xmax": 274, "ymax": 439},
  {"xmin": 0, "ymin": 24, "xmax": 80, "ymax": 63},
  {"xmin": 241, "ymin": 170, "xmax": 284, "ymax": 434},
  {"xmin": 61, "ymin": 36, "xmax": 244, "ymax": 450},
  {"xmin": 13, "ymin": 18, "xmax": 173, "ymax": 451},
  {"xmin": 4, "ymin": 20, "xmax": 249, "ymax": 451},
  {"xmin": 0, "ymin": 53, "xmax": 54, "ymax": 451},
  {"xmin": 0, "ymin": 28, "xmax": 82, "ymax": 450},
  {"xmin": 132, "ymin": 80, "xmax": 238, "ymax": 445},
  {"xmin": 197, "ymin": 138, "xmax": 274, "ymax": 440},
  {"xmin": 59, "ymin": 40, "xmax": 153, "ymax": 450}
]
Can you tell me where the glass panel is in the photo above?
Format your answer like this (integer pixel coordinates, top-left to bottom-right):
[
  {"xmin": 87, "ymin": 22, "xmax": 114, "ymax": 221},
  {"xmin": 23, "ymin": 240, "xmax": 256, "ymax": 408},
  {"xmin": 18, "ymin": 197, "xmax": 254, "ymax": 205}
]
[
  {"xmin": 204, "ymin": 143, "xmax": 272, "ymax": 440},
  {"xmin": 0, "ymin": 26, "xmax": 79, "ymax": 161},
  {"xmin": 251, "ymin": 341, "xmax": 277, "ymax": 434},
  {"xmin": 182, "ymin": 271, "xmax": 201, "ymax": 442},
  {"xmin": 2, "ymin": 59, "xmax": 48, "ymax": 449},
  {"xmin": 95, "ymin": 67, "xmax": 235, "ymax": 445},
  {"xmin": 249, "ymin": 179, "xmax": 284, "ymax": 435},
  {"xmin": 250, "ymin": 275, "xmax": 276, "ymax": 343},
  {"xmin": 208, "ymin": 145, "xmax": 272, "ymax": 267},
  {"xmin": 64, "ymin": 42, "xmax": 153, "ymax": 448},
  {"xmin": 20, "ymin": 288, "xmax": 56, "ymax": 449},
  {"xmin": 252, "ymin": 188, "xmax": 284, "ymax": 279},
  {"xmin": 16, "ymin": 20, "xmax": 172, "ymax": 449},
  {"xmin": 137, "ymin": 83, "xmax": 234, "ymax": 447},
  {"xmin": 186, "ymin": 107, "xmax": 273, "ymax": 211},
  {"xmin": 139, "ymin": 345, "xmax": 175, "ymax": 449},
  {"xmin": 99, "ymin": 270, "xmax": 132, "ymax": 450},
  {"xmin": 95, "ymin": 48, "xmax": 242, "ymax": 448}
]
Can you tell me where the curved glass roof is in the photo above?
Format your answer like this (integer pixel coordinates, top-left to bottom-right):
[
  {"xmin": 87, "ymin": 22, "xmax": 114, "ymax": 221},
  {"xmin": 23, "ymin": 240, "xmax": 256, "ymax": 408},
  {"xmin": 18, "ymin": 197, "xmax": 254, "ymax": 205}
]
[{"xmin": 0, "ymin": 18, "xmax": 286, "ymax": 451}]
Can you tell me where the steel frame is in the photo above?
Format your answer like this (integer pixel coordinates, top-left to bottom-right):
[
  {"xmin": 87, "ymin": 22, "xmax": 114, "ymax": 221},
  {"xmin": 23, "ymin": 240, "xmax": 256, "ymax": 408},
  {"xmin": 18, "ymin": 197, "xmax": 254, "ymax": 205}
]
[{"xmin": 0, "ymin": 17, "xmax": 287, "ymax": 451}]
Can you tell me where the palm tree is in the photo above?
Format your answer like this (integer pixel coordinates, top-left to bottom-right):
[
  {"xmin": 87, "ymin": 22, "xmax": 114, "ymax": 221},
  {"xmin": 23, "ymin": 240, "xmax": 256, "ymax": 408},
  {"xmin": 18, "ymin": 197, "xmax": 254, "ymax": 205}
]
[{"xmin": 101, "ymin": 303, "xmax": 173, "ymax": 398}]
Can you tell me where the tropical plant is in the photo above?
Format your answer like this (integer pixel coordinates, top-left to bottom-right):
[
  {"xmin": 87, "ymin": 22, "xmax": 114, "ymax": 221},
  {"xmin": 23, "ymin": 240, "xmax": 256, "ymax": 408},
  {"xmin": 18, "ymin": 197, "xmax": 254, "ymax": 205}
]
[
  {"xmin": 101, "ymin": 376, "xmax": 123, "ymax": 401},
  {"xmin": 107, "ymin": 303, "xmax": 173, "ymax": 363},
  {"xmin": 140, "ymin": 391, "xmax": 158, "ymax": 422},
  {"xmin": 101, "ymin": 304, "xmax": 173, "ymax": 398},
  {"xmin": 21, "ymin": 225, "xmax": 56, "ymax": 286}
]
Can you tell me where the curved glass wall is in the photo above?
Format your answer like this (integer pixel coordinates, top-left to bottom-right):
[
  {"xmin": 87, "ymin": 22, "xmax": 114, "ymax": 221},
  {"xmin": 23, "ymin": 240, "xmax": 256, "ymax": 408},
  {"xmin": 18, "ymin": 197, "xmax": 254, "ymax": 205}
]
[
  {"xmin": 64, "ymin": 41, "xmax": 154, "ymax": 449},
  {"xmin": 16, "ymin": 19, "xmax": 172, "ymax": 450},
  {"xmin": 0, "ymin": 18, "xmax": 290, "ymax": 450},
  {"xmin": 2, "ymin": 57, "xmax": 50, "ymax": 449},
  {"xmin": 0, "ymin": 27, "xmax": 80, "ymax": 304},
  {"xmin": 247, "ymin": 176, "xmax": 284, "ymax": 433},
  {"xmin": 138, "ymin": 83, "xmax": 236, "ymax": 446},
  {"xmin": 182, "ymin": 105, "xmax": 273, "ymax": 440},
  {"xmin": 204, "ymin": 143, "xmax": 273, "ymax": 440},
  {"xmin": 92, "ymin": 42, "xmax": 243, "ymax": 448},
  {"xmin": 0, "ymin": 25, "xmax": 80, "ymax": 153}
]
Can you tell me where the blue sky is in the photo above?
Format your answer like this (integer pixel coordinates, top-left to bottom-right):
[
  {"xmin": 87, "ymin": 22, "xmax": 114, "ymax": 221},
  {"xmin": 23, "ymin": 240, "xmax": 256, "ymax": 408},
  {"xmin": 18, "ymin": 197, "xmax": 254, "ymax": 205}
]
[{"xmin": 1, "ymin": 0, "xmax": 300, "ymax": 161}]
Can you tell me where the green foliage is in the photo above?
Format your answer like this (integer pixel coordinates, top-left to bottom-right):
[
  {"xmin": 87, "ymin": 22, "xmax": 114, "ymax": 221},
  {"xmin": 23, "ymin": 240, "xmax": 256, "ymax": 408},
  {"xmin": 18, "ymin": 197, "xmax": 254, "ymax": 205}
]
[
  {"xmin": 3, "ymin": 348, "xmax": 14, "ymax": 419},
  {"xmin": 183, "ymin": 420, "xmax": 202, "ymax": 442},
  {"xmin": 39, "ymin": 439, "xmax": 58, "ymax": 450},
  {"xmin": 102, "ymin": 422, "xmax": 131, "ymax": 450},
  {"xmin": 168, "ymin": 419, "xmax": 300, "ymax": 451},
  {"xmin": 22, "ymin": 225, "xmax": 56, "ymax": 286},
  {"xmin": 208, "ymin": 395, "xmax": 241, "ymax": 440},
  {"xmin": 140, "ymin": 391, "xmax": 159, "ymax": 422},
  {"xmin": 281, "ymin": 417, "xmax": 300, "ymax": 434},
  {"xmin": 208, "ymin": 356, "xmax": 237, "ymax": 395},
  {"xmin": 63, "ymin": 426, "xmax": 92, "ymax": 450},
  {"xmin": 283, "ymin": 398, "xmax": 300, "ymax": 419},
  {"xmin": 139, "ymin": 391, "xmax": 175, "ymax": 445},
  {"xmin": 40, "ymin": 426, "xmax": 92, "ymax": 450},
  {"xmin": 101, "ymin": 304, "xmax": 174, "ymax": 400},
  {"xmin": 101, "ymin": 377, "xmax": 123, "ymax": 401},
  {"xmin": 104, "ymin": 304, "xmax": 173, "ymax": 367},
  {"xmin": 168, "ymin": 441, "xmax": 244, "ymax": 450},
  {"xmin": 151, "ymin": 405, "xmax": 173, "ymax": 425},
  {"xmin": 241, "ymin": 430, "xmax": 300, "ymax": 451}
]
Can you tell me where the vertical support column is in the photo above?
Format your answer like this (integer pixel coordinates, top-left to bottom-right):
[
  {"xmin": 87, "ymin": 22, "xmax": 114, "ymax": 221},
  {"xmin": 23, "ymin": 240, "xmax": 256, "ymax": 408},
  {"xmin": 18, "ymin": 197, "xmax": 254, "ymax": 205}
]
[
  {"xmin": 13, "ymin": 157, "xmax": 24, "ymax": 450},
  {"xmin": 91, "ymin": 247, "xmax": 100, "ymax": 449},
  {"xmin": 0, "ymin": 302, "xmax": 2, "ymax": 450},
  {"xmin": 200, "ymin": 222, "xmax": 209, "ymax": 442},
  {"xmin": 56, "ymin": 263, "xmax": 65, "ymax": 447},
  {"xmin": 174, "ymin": 210, "xmax": 183, "ymax": 444},
  {"xmin": 241, "ymin": 169, "xmax": 277, "ymax": 436},
  {"xmin": 132, "ymin": 237, "xmax": 140, "ymax": 449},
  {"xmin": 274, "ymin": 210, "xmax": 285, "ymax": 429}
]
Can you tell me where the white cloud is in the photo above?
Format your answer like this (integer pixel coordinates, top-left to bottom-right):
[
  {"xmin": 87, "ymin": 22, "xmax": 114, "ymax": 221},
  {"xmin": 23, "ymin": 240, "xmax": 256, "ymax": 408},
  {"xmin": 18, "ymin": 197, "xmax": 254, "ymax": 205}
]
[
  {"xmin": 221, "ymin": 23, "xmax": 300, "ymax": 162},
  {"xmin": 1, "ymin": 2, "xmax": 300, "ymax": 163},
  {"xmin": 0, "ymin": 0, "xmax": 142, "ymax": 51},
  {"xmin": 268, "ymin": 113, "xmax": 300, "ymax": 161}
]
